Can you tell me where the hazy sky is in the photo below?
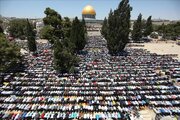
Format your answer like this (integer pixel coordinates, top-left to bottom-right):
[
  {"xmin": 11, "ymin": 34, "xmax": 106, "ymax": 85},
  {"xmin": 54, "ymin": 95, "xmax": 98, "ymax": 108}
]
[{"xmin": 0, "ymin": 0, "xmax": 180, "ymax": 20}]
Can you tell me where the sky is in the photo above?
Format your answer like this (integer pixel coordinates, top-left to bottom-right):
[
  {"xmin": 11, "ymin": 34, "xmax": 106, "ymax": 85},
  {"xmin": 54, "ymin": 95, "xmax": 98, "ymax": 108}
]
[{"xmin": 0, "ymin": 0, "xmax": 180, "ymax": 20}]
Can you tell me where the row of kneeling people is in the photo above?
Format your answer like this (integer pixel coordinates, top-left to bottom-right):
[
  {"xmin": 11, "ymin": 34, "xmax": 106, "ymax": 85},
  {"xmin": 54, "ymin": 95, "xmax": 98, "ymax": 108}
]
[{"xmin": 0, "ymin": 111, "xmax": 130, "ymax": 119}]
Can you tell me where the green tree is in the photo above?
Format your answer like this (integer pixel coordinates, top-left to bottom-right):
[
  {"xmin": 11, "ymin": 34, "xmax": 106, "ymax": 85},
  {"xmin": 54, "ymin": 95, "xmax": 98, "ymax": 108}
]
[
  {"xmin": 152, "ymin": 24, "xmax": 160, "ymax": 32},
  {"xmin": 61, "ymin": 17, "xmax": 74, "ymax": 50},
  {"xmin": 155, "ymin": 23, "xmax": 165, "ymax": 36},
  {"xmin": 174, "ymin": 22, "xmax": 180, "ymax": 37},
  {"xmin": 39, "ymin": 25, "xmax": 54, "ymax": 42},
  {"xmin": 106, "ymin": 0, "xmax": 132, "ymax": 54},
  {"xmin": 144, "ymin": 16, "xmax": 153, "ymax": 37},
  {"xmin": 26, "ymin": 19, "xmax": 37, "ymax": 52},
  {"xmin": 70, "ymin": 17, "xmax": 86, "ymax": 53},
  {"xmin": 62, "ymin": 17, "xmax": 72, "ymax": 39},
  {"xmin": 8, "ymin": 19, "xmax": 27, "ymax": 39},
  {"xmin": 0, "ymin": 19, "xmax": 3, "ymax": 33},
  {"xmin": 141, "ymin": 19, "xmax": 146, "ymax": 36},
  {"xmin": 155, "ymin": 22, "xmax": 180, "ymax": 40},
  {"xmin": 43, "ymin": 7, "xmax": 63, "ymax": 44},
  {"xmin": 81, "ymin": 18, "xmax": 87, "ymax": 35},
  {"xmin": 42, "ymin": 7, "xmax": 81, "ymax": 73},
  {"xmin": 101, "ymin": 17, "xmax": 108, "ymax": 39},
  {"xmin": 141, "ymin": 19, "xmax": 146, "ymax": 30},
  {"xmin": 161, "ymin": 23, "xmax": 166, "ymax": 39},
  {"xmin": 53, "ymin": 40, "xmax": 78, "ymax": 73},
  {"xmin": 0, "ymin": 33, "xmax": 20, "ymax": 71},
  {"xmin": 153, "ymin": 22, "xmax": 180, "ymax": 40},
  {"xmin": 107, "ymin": 9, "xmax": 117, "ymax": 54},
  {"xmin": 132, "ymin": 13, "xmax": 142, "ymax": 42}
]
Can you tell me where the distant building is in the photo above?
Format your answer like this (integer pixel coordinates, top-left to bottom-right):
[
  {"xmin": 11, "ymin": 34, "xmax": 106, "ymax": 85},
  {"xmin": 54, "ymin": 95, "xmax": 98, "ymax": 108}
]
[
  {"xmin": 152, "ymin": 19, "xmax": 171, "ymax": 25},
  {"xmin": 81, "ymin": 5, "xmax": 102, "ymax": 32},
  {"xmin": 35, "ymin": 21, "xmax": 44, "ymax": 37},
  {"xmin": 36, "ymin": 21, "xmax": 44, "ymax": 31},
  {"xmin": 82, "ymin": 5, "xmax": 96, "ymax": 19}
]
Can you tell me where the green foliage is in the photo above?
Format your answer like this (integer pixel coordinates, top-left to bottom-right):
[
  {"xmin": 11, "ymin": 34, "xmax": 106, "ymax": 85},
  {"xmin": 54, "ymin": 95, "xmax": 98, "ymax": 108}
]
[
  {"xmin": 43, "ymin": 7, "xmax": 62, "ymax": 28},
  {"xmin": 53, "ymin": 40, "xmax": 79, "ymax": 73},
  {"xmin": 26, "ymin": 19, "xmax": 37, "ymax": 52},
  {"xmin": 62, "ymin": 37, "xmax": 75, "ymax": 53},
  {"xmin": 69, "ymin": 66, "xmax": 76, "ymax": 74},
  {"xmin": 39, "ymin": 25, "xmax": 54, "ymax": 42},
  {"xmin": 141, "ymin": 19, "xmax": 146, "ymax": 32},
  {"xmin": 154, "ymin": 23, "xmax": 166, "ymax": 37},
  {"xmin": 0, "ymin": 19, "xmax": 3, "ymax": 33},
  {"xmin": 101, "ymin": 17, "xmax": 108, "ymax": 39},
  {"xmin": 154, "ymin": 22, "xmax": 180, "ymax": 40},
  {"xmin": 70, "ymin": 17, "xmax": 87, "ymax": 53},
  {"xmin": 82, "ymin": 18, "xmax": 87, "ymax": 35},
  {"xmin": 144, "ymin": 16, "xmax": 153, "ymax": 37},
  {"xmin": 152, "ymin": 24, "xmax": 160, "ymax": 32},
  {"xmin": 43, "ymin": 7, "xmax": 63, "ymax": 44},
  {"xmin": 104, "ymin": 0, "xmax": 132, "ymax": 55},
  {"xmin": 132, "ymin": 13, "xmax": 142, "ymax": 42},
  {"xmin": 106, "ymin": 9, "xmax": 117, "ymax": 54},
  {"xmin": 8, "ymin": 19, "xmax": 27, "ymax": 39},
  {"xmin": 164, "ymin": 22, "xmax": 180, "ymax": 40},
  {"xmin": 62, "ymin": 17, "xmax": 72, "ymax": 39},
  {"xmin": 0, "ymin": 33, "xmax": 20, "ymax": 71},
  {"xmin": 42, "ymin": 8, "xmax": 84, "ymax": 73}
]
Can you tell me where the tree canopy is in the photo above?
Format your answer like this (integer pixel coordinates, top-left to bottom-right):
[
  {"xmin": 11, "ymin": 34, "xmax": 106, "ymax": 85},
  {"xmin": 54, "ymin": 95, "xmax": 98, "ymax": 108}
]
[
  {"xmin": 0, "ymin": 33, "xmax": 20, "ymax": 72},
  {"xmin": 143, "ymin": 16, "xmax": 153, "ymax": 37},
  {"xmin": 43, "ymin": 7, "xmax": 63, "ymax": 44},
  {"xmin": 132, "ymin": 13, "xmax": 142, "ymax": 42},
  {"xmin": 153, "ymin": 22, "xmax": 180, "ymax": 40},
  {"xmin": 39, "ymin": 25, "xmax": 54, "ymax": 41},
  {"xmin": 42, "ymin": 8, "xmax": 86, "ymax": 73},
  {"xmin": 53, "ymin": 40, "xmax": 78, "ymax": 73},
  {"xmin": 101, "ymin": 17, "xmax": 108, "ymax": 39},
  {"xmin": 101, "ymin": 0, "xmax": 132, "ymax": 55},
  {"xmin": 26, "ymin": 19, "xmax": 37, "ymax": 52},
  {"xmin": 70, "ymin": 17, "xmax": 87, "ymax": 53},
  {"xmin": 8, "ymin": 19, "xmax": 28, "ymax": 39},
  {"xmin": 0, "ymin": 19, "xmax": 3, "ymax": 33},
  {"xmin": 164, "ymin": 22, "xmax": 180, "ymax": 40},
  {"xmin": 62, "ymin": 17, "xmax": 72, "ymax": 39}
]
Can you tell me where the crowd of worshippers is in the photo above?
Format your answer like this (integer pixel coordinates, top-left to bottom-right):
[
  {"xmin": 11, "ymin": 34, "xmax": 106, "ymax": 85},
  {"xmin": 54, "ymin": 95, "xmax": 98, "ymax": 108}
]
[{"xmin": 0, "ymin": 36, "xmax": 180, "ymax": 119}]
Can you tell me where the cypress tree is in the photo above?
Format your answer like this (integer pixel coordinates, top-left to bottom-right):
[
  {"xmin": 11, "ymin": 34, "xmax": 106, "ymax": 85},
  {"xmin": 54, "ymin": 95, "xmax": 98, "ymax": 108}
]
[
  {"xmin": 132, "ymin": 13, "xmax": 142, "ymax": 42},
  {"xmin": 161, "ymin": 23, "xmax": 166, "ymax": 39},
  {"xmin": 144, "ymin": 16, "xmax": 153, "ymax": 37},
  {"xmin": 106, "ymin": 0, "xmax": 132, "ymax": 55},
  {"xmin": 82, "ymin": 18, "xmax": 87, "ymax": 34},
  {"xmin": 0, "ymin": 20, "xmax": 3, "ymax": 33},
  {"xmin": 107, "ymin": 9, "xmax": 117, "ymax": 54},
  {"xmin": 62, "ymin": 17, "xmax": 72, "ymax": 39},
  {"xmin": 42, "ymin": 8, "xmax": 86, "ymax": 73},
  {"xmin": 26, "ymin": 19, "xmax": 37, "ymax": 52},
  {"xmin": 70, "ymin": 17, "xmax": 86, "ymax": 52},
  {"xmin": 101, "ymin": 17, "xmax": 108, "ymax": 39}
]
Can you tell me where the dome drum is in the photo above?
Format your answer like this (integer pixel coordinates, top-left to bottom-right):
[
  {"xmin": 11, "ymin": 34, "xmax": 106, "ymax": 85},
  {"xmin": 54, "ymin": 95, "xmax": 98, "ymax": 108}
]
[{"xmin": 82, "ymin": 14, "xmax": 95, "ymax": 19}]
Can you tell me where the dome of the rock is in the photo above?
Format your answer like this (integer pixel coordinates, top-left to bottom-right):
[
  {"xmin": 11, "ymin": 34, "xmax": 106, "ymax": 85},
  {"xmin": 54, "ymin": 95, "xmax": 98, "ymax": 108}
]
[{"xmin": 82, "ymin": 5, "xmax": 96, "ymax": 19}]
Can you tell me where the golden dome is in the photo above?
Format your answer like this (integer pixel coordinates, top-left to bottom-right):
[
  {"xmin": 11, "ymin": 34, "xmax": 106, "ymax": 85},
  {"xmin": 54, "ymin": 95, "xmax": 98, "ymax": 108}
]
[{"xmin": 82, "ymin": 5, "xmax": 96, "ymax": 15}]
